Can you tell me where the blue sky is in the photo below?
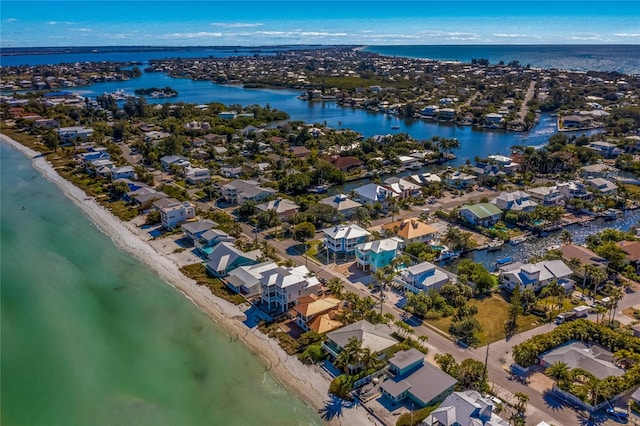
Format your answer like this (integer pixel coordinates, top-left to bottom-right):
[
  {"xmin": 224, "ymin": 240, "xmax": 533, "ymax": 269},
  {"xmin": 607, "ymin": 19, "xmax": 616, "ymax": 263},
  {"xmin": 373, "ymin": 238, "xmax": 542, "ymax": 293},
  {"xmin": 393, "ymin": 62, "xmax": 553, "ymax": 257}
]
[{"xmin": 2, "ymin": 1, "xmax": 639, "ymax": 47}]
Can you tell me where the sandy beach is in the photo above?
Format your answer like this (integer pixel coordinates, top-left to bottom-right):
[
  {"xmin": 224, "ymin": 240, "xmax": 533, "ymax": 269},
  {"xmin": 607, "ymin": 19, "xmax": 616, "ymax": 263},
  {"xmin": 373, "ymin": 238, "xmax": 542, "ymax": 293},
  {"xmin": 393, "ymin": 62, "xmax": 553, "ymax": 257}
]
[{"xmin": 1, "ymin": 134, "xmax": 378, "ymax": 426}]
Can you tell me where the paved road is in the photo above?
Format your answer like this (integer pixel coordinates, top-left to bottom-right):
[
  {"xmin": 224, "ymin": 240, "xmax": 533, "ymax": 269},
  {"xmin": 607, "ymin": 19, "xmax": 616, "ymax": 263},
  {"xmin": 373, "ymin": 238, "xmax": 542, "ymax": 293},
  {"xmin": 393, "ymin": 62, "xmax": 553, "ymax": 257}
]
[{"xmin": 228, "ymin": 208, "xmax": 635, "ymax": 426}]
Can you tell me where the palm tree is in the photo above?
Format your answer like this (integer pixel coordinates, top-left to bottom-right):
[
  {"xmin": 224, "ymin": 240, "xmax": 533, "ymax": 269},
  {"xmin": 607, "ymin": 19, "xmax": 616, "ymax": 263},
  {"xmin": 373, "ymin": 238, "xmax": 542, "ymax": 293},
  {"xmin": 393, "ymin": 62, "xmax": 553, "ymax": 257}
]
[
  {"xmin": 354, "ymin": 206, "xmax": 371, "ymax": 229},
  {"xmin": 359, "ymin": 347, "xmax": 379, "ymax": 371},
  {"xmin": 560, "ymin": 230, "xmax": 572, "ymax": 246},
  {"xmin": 327, "ymin": 277, "xmax": 345, "ymax": 299},
  {"xmin": 335, "ymin": 337, "xmax": 362, "ymax": 374},
  {"xmin": 607, "ymin": 287, "xmax": 624, "ymax": 325},
  {"xmin": 513, "ymin": 392, "xmax": 529, "ymax": 418},
  {"xmin": 546, "ymin": 361, "xmax": 570, "ymax": 386},
  {"xmin": 594, "ymin": 305, "xmax": 607, "ymax": 324},
  {"xmin": 546, "ymin": 280, "xmax": 564, "ymax": 319},
  {"xmin": 589, "ymin": 266, "xmax": 606, "ymax": 298}
]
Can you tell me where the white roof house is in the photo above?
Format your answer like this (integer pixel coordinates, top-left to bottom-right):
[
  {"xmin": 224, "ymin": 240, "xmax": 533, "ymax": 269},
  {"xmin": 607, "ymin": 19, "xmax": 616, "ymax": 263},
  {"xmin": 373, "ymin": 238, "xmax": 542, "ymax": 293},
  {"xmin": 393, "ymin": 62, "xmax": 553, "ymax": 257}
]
[
  {"xmin": 205, "ymin": 242, "xmax": 261, "ymax": 277},
  {"xmin": 225, "ymin": 261, "xmax": 279, "ymax": 295},
  {"xmin": 424, "ymin": 390, "xmax": 509, "ymax": 426},
  {"xmin": 396, "ymin": 262, "xmax": 455, "ymax": 293},
  {"xmin": 491, "ymin": 191, "xmax": 538, "ymax": 212},
  {"xmin": 499, "ymin": 260, "xmax": 573, "ymax": 292},
  {"xmin": 256, "ymin": 197, "xmax": 300, "ymax": 220},
  {"xmin": 260, "ymin": 265, "xmax": 320, "ymax": 313},
  {"xmin": 353, "ymin": 183, "xmax": 397, "ymax": 206},
  {"xmin": 320, "ymin": 194, "xmax": 362, "ymax": 218},
  {"xmin": 322, "ymin": 224, "xmax": 371, "ymax": 257}
]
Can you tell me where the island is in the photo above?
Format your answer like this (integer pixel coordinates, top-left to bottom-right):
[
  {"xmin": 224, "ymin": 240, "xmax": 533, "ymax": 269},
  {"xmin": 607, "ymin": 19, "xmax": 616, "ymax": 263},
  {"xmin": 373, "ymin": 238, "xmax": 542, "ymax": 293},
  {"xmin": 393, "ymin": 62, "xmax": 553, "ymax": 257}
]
[{"xmin": 134, "ymin": 86, "xmax": 178, "ymax": 98}]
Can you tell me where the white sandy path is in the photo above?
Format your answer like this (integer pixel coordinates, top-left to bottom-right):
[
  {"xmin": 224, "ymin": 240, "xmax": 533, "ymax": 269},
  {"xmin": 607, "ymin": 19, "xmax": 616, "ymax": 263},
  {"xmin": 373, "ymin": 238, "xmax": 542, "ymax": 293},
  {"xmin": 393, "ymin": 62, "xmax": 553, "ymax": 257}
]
[{"xmin": 1, "ymin": 134, "xmax": 379, "ymax": 426}]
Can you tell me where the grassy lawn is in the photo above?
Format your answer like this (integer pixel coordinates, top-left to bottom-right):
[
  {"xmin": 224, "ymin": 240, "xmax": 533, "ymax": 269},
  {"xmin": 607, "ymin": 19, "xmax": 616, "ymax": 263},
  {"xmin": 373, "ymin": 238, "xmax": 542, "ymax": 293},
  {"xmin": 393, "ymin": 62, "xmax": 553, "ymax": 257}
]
[
  {"xmin": 180, "ymin": 263, "xmax": 245, "ymax": 305},
  {"xmin": 427, "ymin": 295, "xmax": 543, "ymax": 346}
]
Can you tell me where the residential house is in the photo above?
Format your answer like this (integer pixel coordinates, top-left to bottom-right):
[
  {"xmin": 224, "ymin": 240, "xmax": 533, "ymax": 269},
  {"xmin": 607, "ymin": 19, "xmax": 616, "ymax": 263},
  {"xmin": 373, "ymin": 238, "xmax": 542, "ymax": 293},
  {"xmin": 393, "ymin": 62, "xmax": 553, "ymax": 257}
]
[
  {"xmin": 110, "ymin": 166, "xmax": 135, "ymax": 181},
  {"xmin": 499, "ymin": 260, "xmax": 574, "ymax": 293},
  {"xmin": 586, "ymin": 177, "xmax": 618, "ymax": 195},
  {"xmin": 539, "ymin": 341, "xmax": 625, "ymax": 379},
  {"xmin": 220, "ymin": 166, "xmax": 242, "ymax": 179},
  {"xmin": 491, "ymin": 191, "xmax": 538, "ymax": 212},
  {"xmin": 152, "ymin": 197, "xmax": 181, "ymax": 212},
  {"xmin": 160, "ymin": 155, "xmax": 190, "ymax": 171},
  {"xmin": 217, "ymin": 111, "xmax": 237, "ymax": 119},
  {"xmin": 381, "ymin": 218, "xmax": 438, "ymax": 245},
  {"xmin": 194, "ymin": 229, "xmax": 235, "ymax": 255},
  {"xmin": 581, "ymin": 163, "xmax": 619, "ymax": 179},
  {"xmin": 557, "ymin": 181, "xmax": 592, "ymax": 202},
  {"xmin": 160, "ymin": 201, "xmax": 195, "ymax": 230},
  {"xmin": 127, "ymin": 187, "xmax": 168, "ymax": 208},
  {"xmin": 423, "ymin": 391, "xmax": 509, "ymax": 426},
  {"xmin": 256, "ymin": 197, "xmax": 300, "ymax": 221},
  {"xmin": 395, "ymin": 262, "xmax": 455, "ymax": 294},
  {"xmin": 290, "ymin": 146, "xmax": 312, "ymax": 158},
  {"xmin": 409, "ymin": 173, "xmax": 441, "ymax": 185},
  {"xmin": 528, "ymin": 186, "xmax": 565, "ymax": 206},
  {"xmin": 186, "ymin": 167, "xmax": 211, "ymax": 184},
  {"xmin": 560, "ymin": 244, "xmax": 609, "ymax": 272},
  {"xmin": 260, "ymin": 265, "xmax": 320, "ymax": 314},
  {"xmin": 225, "ymin": 261, "xmax": 279, "ymax": 296},
  {"xmin": 323, "ymin": 320, "xmax": 398, "ymax": 359},
  {"xmin": 78, "ymin": 147, "xmax": 110, "ymax": 164},
  {"xmin": 320, "ymin": 194, "xmax": 362, "ymax": 219},
  {"xmin": 381, "ymin": 348, "xmax": 457, "ymax": 408},
  {"xmin": 459, "ymin": 203, "xmax": 503, "ymax": 227},
  {"xmin": 57, "ymin": 126, "xmax": 93, "ymax": 144},
  {"xmin": 181, "ymin": 219, "xmax": 217, "ymax": 242},
  {"xmin": 87, "ymin": 159, "xmax": 114, "ymax": 177},
  {"xmin": 443, "ymin": 171, "xmax": 477, "ymax": 189},
  {"xmin": 470, "ymin": 163, "xmax": 507, "ymax": 183},
  {"xmin": 562, "ymin": 115, "xmax": 590, "ymax": 129},
  {"xmin": 353, "ymin": 183, "xmax": 397, "ymax": 207},
  {"xmin": 324, "ymin": 155, "xmax": 364, "ymax": 172},
  {"xmin": 322, "ymin": 224, "xmax": 371, "ymax": 259},
  {"xmin": 617, "ymin": 240, "xmax": 640, "ymax": 273},
  {"xmin": 355, "ymin": 237, "xmax": 403, "ymax": 272},
  {"xmin": 205, "ymin": 242, "xmax": 261, "ymax": 277},
  {"xmin": 588, "ymin": 141, "xmax": 623, "ymax": 159},
  {"xmin": 292, "ymin": 294, "xmax": 342, "ymax": 333},
  {"xmin": 383, "ymin": 177, "xmax": 422, "ymax": 199},
  {"xmin": 221, "ymin": 179, "xmax": 277, "ymax": 204}
]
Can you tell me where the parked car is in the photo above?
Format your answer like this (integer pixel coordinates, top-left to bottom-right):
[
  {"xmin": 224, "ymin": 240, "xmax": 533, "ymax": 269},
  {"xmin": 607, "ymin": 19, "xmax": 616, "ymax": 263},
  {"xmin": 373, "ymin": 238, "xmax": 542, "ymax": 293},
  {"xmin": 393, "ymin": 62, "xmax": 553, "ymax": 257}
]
[{"xmin": 606, "ymin": 407, "xmax": 629, "ymax": 422}]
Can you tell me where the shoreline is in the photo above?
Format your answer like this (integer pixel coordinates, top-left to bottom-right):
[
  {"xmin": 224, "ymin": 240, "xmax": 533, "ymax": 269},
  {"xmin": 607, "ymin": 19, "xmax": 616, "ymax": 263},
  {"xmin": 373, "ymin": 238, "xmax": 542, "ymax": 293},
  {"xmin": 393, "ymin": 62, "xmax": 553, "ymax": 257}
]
[{"xmin": 0, "ymin": 134, "xmax": 377, "ymax": 426}]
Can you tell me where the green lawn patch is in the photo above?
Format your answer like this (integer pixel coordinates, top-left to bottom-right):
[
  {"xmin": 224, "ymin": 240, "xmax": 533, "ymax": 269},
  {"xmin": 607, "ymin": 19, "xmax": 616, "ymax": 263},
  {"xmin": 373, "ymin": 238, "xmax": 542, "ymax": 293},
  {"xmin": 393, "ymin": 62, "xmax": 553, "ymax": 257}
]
[
  {"xmin": 426, "ymin": 295, "xmax": 542, "ymax": 345},
  {"xmin": 396, "ymin": 403, "xmax": 439, "ymax": 426},
  {"xmin": 108, "ymin": 200, "xmax": 139, "ymax": 221},
  {"xmin": 180, "ymin": 263, "xmax": 245, "ymax": 305}
]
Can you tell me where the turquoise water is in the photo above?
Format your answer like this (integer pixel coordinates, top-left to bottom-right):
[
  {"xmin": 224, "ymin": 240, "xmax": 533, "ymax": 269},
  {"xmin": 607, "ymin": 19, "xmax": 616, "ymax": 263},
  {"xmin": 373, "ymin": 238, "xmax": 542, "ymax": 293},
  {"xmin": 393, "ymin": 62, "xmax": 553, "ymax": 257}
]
[{"xmin": 0, "ymin": 142, "xmax": 320, "ymax": 426}]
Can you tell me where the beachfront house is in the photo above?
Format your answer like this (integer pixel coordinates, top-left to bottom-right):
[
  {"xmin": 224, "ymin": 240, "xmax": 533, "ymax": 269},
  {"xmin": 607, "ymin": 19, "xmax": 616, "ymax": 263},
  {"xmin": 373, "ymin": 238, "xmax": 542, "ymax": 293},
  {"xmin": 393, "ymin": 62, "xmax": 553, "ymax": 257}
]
[
  {"xmin": 225, "ymin": 261, "xmax": 279, "ymax": 296},
  {"xmin": 259, "ymin": 265, "xmax": 320, "ymax": 314},
  {"xmin": 395, "ymin": 262, "xmax": 454, "ymax": 294},
  {"xmin": 110, "ymin": 166, "xmax": 136, "ymax": 181},
  {"xmin": 292, "ymin": 294, "xmax": 342, "ymax": 333},
  {"xmin": 491, "ymin": 191, "xmax": 537, "ymax": 212},
  {"xmin": 458, "ymin": 203, "xmax": 503, "ymax": 227},
  {"xmin": 205, "ymin": 242, "xmax": 261, "ymax": 277},
  {"xmin": 127, "ymin": 187, "xmax": 168, "ymax": 209},
  {"xmin": 322, "ymin": 224, "xmax": 371, "ymax": 259},
  {"xmin": 355, "ymin": 237, "xmax": 403, "ymax": 272},
  {"xmin": 181, "ymin": 219, "xmax": 217, "ymax": 242},
  {"xmin": 323, "ymin": 320, "xmax": 398, "ymax": 361},
  {"xmin": 256, "ymin": 197, "xmax": 300, "ymax": 221},
  {"xmin": 380, "ymin": 348, "xmax": 457, "ymax": 408},
  {"xmin": 320, "ymin": 194, "xmax": 362, "ymax": 219},
  {"xmin": 381, "ymin": 218, "xmax": 438, "ymax": 245},
  {"xmin": 194, "ymin": 229, "xmax": 234, "ymax": 255},
  {"xmin": 57, "ymin": 126, "xmax": 94, "ymax": 144},
  {"xmin": 221, "ymin": 179, "xmax": 277, "ymax": 204},
  {"xmin": 499, "ymin": 260, "xmax": 574, "ymax": 293},
  {"xmin": 159, "ymin": 201, "xmax": 195, "ymax": 230}
]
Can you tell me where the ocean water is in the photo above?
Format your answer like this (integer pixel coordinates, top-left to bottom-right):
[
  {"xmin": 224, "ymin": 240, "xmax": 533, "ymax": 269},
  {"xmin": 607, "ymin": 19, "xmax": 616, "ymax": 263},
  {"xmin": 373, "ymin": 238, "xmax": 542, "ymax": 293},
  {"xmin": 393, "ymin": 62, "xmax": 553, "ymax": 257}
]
[
  {"xmin": 0, "ymin": 143, "xmax": 320, "ymax": 426},
  {"xmin": 364, "ymin": 45, "xmax": 640, "ymax": 75}
]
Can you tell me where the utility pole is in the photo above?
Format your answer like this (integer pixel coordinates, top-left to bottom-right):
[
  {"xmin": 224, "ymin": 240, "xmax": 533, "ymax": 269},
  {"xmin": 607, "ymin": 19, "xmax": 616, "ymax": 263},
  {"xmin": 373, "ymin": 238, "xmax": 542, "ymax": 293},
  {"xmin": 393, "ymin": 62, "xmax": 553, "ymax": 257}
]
[{"xmin": 482, "ymin": 343, "xmax": 490, "ymax": 393}]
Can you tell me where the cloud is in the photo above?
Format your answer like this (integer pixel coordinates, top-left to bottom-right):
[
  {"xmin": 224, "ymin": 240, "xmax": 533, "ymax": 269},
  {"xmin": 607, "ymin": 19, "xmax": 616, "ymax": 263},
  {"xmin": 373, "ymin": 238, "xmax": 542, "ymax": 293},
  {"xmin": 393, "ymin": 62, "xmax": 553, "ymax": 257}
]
[
  {"xmin": 614, "ymin": 33, "xmax": 640, "ymax": 37},
  {"xmin": 72, "ymin": 28, "xmax": 92, "ymax": 32},
  {"xmin": 161, "ymin": 32, "xmax": 223, "ymax": 39},
  {"xmin": 5, "ymin": 18, "xmax": 17, "ymax": 23},
  {"xmin": 47, "ymin": 20, "xmax": 75, "ymax": 25},
  {"xmin": 567, "ymin": 34, "xmax": 602, "ymax": 41},
  {"xmin": 210, "ymin": 22, "xmax": 263, "ymax": 28},
  {"xmin": 419, "ymin": 30, "xmax": 481, "ymax": 40},
  {"xmin": 493, "ymin": 33, "xmax": 528, "ymax": 38},
  {"xmin": 252, "ymin": 30, "xmax": 348, "ymax": 38}
]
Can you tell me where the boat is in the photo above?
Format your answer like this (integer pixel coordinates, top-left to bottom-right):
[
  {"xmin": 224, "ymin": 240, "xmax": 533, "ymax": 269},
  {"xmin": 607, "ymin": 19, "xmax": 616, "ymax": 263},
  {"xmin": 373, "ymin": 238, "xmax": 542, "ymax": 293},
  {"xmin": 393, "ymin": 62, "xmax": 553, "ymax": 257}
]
[
  {"xmin": 308, "ymin": 184, "xmax": 329, "ymax": 194},
  {"xmin": 408, "ymin": 161, "xmax": 422, "ymax": 170},
  {"xmin": 487, "ymin": 239, "xmax": 504, "ymax": 251},
  {"xmin": 391, "ymin": 117, "xmax": 400, "ymax": 130},
  {"xmin": 437, "ymin": 249, "xmax": 460, "ymax": 262},
  {"xmin": 495, "ymin": 257, "xmax": 513, "ymax": 267},
  {"xmin": 509, "ymin": 235, "xmax": 527, "ymax": 246},
  {"xmin": 604, "ymin": 209, "xmax": 620, "ymax": 221},
  {"xmin": 103, "ymin": 89, "xmax": 133, "ymax": 100}
]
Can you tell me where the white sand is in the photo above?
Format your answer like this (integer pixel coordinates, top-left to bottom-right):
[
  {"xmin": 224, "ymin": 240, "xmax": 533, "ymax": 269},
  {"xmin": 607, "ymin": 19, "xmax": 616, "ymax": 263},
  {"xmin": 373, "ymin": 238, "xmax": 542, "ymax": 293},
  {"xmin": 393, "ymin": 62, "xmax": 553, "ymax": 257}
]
[{"xmin": 1, "ymin": 134, "xmax": 379, "ymax": 426}]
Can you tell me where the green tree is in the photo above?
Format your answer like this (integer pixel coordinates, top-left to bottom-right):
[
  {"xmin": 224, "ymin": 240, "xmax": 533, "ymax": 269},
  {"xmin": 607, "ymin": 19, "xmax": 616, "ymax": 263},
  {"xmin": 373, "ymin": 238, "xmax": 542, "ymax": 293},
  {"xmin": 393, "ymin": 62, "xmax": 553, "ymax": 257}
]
[
  {"xmin": 505, "ymin": 285, "xmax": 522, "ymax": 338},
  {"xmin": 546, "ymin": 361, "xmax": 570, "ymax": 386}
]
